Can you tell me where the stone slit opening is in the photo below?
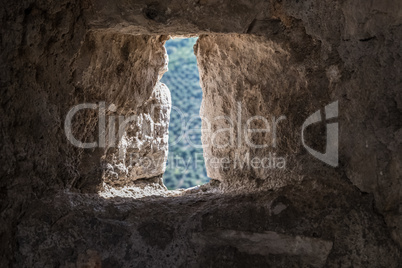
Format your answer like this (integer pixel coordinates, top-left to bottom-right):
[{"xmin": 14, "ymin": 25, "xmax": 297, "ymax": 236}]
[{"xmin": 161, "ymin": 36, "xmax": 210, "ymax": 190}]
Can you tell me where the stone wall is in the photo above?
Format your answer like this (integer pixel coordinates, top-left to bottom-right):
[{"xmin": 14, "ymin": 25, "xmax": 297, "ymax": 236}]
[
  {"xmin": 1, "ymin": 0, "xmax": 401, "ymax": 266},
  {"xmin": 196, "ymin": 1, "xmax": 402, "ymax": 246},
  {"xmin": 70, "ymin": 30, "xmax": 170, "ymax": 190}
]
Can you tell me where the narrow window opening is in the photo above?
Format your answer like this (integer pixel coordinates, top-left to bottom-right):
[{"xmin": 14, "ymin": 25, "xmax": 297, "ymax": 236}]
[{"xmin": 161, "ymin": 37, "xmax": 210, "ymax": 190}]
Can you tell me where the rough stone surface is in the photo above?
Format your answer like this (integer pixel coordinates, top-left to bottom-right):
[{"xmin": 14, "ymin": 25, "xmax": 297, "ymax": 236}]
[
  {"xmin": 70, "ymin": 30, "xmax": 170, "ymax": 189},
  {"xmin": 197, "ymin": 34, "xmax": 311, "ymax": 190},
  {"xmin": 106, "ymin": 81, "xmax": 171, "ymax": 185},
  {"xmin": 1, "ymin": 0, "xmax": 401, "ymax": 267},
  {"xmin": 192, "ymin": 230, "xmax": 334, "ymax": 268},
  {"xmin": 196, "ymin": 1, "xmax": 402, "ymax": 248},
  {"xmin": 13, "ymin": 179, "xmax": 402, "ymax": 267}
]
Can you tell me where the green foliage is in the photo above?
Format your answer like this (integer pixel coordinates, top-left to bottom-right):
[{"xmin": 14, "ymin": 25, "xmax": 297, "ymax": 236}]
[{"xmin": 161, "ymin": 37, "xmax": 209, "ymax": 189}]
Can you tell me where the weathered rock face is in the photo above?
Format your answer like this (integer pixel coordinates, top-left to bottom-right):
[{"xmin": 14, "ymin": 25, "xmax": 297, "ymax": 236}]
[
  {"xmin": 0, "ymin": 2, "xmax": 170, "ymax": 193},
  {"xmin": 1, "ymin": 0, "xmax": 401, "ymax": 267},
  {"xmin": 197, "ymin": 34, "xmax": 316, "ymax": 190},
  {"xmin": 196, "ymin": 1, "xmax": 402, "ymax": 247},
  {"xmin": 71, "ymin": 30, "xmax": 171, "ymax": 189},
  {"xmin": 13, "ymin": 179, "xmax": 402, "ymax": 267},
  {"xmin": 102, "ymin": 81, "xmax": 171, "ymax": 186}
]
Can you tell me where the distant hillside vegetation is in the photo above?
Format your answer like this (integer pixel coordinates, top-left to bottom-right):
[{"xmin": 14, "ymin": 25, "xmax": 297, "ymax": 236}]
[{"xmin": 161, "ymin": 37, "xmax": 209, "ymax": 189}]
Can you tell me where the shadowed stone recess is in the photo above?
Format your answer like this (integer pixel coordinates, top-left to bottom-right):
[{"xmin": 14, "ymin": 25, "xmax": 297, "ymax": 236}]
[{"xmin": 1, "ymin": 0, "xmax": 401, "ymax": 267}]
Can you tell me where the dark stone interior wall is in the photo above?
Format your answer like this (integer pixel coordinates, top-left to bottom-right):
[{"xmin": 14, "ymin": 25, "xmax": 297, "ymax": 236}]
[
  {"xmin": 1, "ymin": 1, "xmax": 87, "ymax": 264},
  {"xmin": 1, "ymin": 0, "xmax": 401, "ymax": 266},
  {"xmin": 196, "ymin": 6, "xmax": 402, "ymax": 247}
]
